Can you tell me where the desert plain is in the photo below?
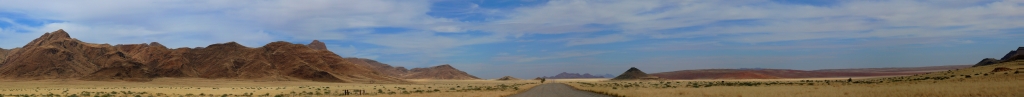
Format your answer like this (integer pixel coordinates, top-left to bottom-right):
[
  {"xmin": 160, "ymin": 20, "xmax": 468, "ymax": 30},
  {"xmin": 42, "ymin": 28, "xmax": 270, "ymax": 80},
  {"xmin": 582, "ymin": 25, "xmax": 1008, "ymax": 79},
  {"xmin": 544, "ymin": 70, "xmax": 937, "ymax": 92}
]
[{"xmin": 2, "ymin": 61, "xmax": 1022, "ymax": 97}]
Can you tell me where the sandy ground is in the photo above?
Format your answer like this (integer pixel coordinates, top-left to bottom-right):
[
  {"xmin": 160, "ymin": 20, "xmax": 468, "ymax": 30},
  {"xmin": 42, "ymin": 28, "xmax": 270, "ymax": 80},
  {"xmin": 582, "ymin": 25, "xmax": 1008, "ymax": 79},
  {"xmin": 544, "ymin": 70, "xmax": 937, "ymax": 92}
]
[
  {"xmin": 506, "ymin": 83, "xmax": 611, "ymax": 97},
  {"xmin": 0, "ymin": 78, "xmax": 541, "ymax": 97},
  {"xmin": 561, "ymin": 61, "xmax": 1024, "ymax": 97}
]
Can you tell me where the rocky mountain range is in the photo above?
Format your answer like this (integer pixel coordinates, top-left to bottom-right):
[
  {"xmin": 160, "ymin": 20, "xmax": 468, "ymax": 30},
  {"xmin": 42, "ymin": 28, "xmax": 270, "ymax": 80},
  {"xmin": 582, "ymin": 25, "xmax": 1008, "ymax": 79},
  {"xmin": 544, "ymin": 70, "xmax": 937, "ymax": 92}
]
[
  {"xmin": 0, "ymin": 29, "xmax": 406, "ymax": 83},
  {"xmin": 541, "ymin": 72, "xmax": 605, "ymax": 79},
  {"xmin": 344, "ymin": 58, "xmax": 480, "ymax": 80}
]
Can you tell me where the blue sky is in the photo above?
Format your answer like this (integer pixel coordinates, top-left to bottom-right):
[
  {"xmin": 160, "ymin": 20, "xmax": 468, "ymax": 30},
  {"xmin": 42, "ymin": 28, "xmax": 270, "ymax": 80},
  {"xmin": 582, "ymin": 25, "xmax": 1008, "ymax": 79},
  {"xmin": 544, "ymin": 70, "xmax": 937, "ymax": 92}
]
[{"xmin": 1, "ymin": 0, "xmax": 1023, "ymax": 79}]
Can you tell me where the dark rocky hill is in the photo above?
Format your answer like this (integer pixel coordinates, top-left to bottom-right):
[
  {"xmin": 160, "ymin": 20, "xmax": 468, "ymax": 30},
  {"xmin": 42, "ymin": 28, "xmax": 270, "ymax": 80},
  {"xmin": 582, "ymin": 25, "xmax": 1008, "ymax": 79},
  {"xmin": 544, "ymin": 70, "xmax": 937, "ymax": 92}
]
[
  {"xmin": 611, "ymin": 67, "xmax": 661, "ymax": 80},
  {"xmin": 0, "ymin": 29, "xmax": 406, "ymax": 83}
]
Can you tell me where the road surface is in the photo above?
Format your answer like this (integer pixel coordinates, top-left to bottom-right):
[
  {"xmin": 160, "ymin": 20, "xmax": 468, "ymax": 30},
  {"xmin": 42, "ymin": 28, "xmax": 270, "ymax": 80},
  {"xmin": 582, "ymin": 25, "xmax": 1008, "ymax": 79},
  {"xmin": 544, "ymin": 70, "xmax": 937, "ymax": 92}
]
[{"xmin": 507, "ymin": 83, "xmax": 614, "ymax": 97}]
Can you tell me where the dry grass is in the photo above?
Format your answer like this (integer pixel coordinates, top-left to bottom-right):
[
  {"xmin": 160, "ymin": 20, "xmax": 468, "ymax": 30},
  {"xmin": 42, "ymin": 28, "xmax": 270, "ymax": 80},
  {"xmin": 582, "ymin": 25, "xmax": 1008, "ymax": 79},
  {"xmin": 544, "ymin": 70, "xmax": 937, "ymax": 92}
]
[
  {"xmin": 0, "ymin": 79, "xmax": 541, "ymax": 97},
  {"xmin": 564, "ymin": 61, "xmax": 1024, "ymax": 97}
]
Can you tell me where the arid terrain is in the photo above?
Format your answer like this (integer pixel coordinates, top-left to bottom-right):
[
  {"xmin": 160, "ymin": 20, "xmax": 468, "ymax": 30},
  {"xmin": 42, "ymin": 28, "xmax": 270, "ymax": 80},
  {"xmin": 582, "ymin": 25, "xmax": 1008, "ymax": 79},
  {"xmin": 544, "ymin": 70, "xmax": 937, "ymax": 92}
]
[
  {"xmin": 567, "ymin": 61, "xmax": 1024, "ymax": 97},
  {"xmin": 649, "ymin": 65, "xmax": 972, "ymax": 80},
  {"xmin": 0, "ymin": 79, "xmax": 539, "ymax": 97}
]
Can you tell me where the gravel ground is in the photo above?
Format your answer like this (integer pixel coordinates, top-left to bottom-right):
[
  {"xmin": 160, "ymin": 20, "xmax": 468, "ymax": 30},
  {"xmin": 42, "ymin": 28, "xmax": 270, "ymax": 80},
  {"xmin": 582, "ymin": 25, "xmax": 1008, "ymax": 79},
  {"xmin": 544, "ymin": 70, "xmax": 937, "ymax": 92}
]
[{"xmin": 507, "ymin": 83, "xmax": 613, "ymax": 97}]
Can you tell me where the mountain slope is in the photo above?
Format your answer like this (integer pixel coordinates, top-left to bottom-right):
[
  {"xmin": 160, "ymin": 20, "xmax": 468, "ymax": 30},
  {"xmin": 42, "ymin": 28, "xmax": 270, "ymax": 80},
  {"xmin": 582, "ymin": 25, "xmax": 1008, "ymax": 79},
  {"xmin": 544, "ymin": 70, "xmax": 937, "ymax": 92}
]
[
  {"xmin": 404, "ymin": 64, "xmax": 480, "ymax": 80},
  {"xmin": 0, "ymin": 29, "xmax": 405, "ymax": 83},
  {"xmin": 344, "ymin": 58, "xmax": 480, "ymax": 80}
]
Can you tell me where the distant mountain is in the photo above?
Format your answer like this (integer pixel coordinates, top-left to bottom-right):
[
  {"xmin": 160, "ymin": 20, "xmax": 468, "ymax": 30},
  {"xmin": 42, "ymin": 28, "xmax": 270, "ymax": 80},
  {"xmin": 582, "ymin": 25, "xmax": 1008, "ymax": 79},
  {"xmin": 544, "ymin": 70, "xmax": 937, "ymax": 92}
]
[
  {"xmin": 345, "ymin": 58, "xmax": 480, "ymax": 80},
  {"xmin": 611, "ymin": 67, "xmax": 662, "ymax": 80},
  {"xmin": 496, "ymin": 76, "xmax": 520, "ymax": 81},
  {"xmin": 812, "ymin": 65, "xmax": 972, "ymax": 73},
  {"xmin": 650, "ymin": 65, "xmax": 971, "ymax": 80},
  {"xmin": 0, "ymin": 29, "xmax": 406, "ymax": 83},
  {"xmin": 972, "ymin": 47, "xmax": 1023, "ymax": 67},
  {"xmin": 603, "ymin": 74, "xmax": 615, "ymax": 78},
  {"xmin": 541, "ymin": 72, "xmax": 605, "ymax": 79}
]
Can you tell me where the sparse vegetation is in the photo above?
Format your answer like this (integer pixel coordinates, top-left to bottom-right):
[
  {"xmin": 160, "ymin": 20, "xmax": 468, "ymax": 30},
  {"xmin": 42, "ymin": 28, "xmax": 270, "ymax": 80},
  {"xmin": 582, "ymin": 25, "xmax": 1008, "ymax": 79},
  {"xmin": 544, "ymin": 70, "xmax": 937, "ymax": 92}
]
[
  {"xmin": 565, "ymin": 61, "xmax": 1024, "ymax": 97},
  {"xmin": 0, "ymin": 79, "xmax": 541, "ymax": 97}
]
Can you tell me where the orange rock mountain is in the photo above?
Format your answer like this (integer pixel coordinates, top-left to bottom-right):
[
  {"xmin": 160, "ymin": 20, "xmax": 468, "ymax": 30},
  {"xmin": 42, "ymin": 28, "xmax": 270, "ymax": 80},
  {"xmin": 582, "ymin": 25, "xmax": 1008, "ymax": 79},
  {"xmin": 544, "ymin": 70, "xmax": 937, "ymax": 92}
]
[
  {"xmin": 0, "ymin": 29, "xmax": 407, "ymax": 83},
  {"xmin": 344, "ymin": 58, "xmax": 480, "ymax": 80}
]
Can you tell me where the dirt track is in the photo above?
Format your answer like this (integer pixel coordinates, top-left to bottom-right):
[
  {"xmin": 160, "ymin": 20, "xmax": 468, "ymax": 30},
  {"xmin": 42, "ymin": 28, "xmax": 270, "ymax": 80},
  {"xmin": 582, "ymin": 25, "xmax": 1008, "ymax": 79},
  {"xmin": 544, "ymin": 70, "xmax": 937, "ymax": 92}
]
[{"xmin": 507, "ymin": 83, "xmax": 613, "ymax": 97}]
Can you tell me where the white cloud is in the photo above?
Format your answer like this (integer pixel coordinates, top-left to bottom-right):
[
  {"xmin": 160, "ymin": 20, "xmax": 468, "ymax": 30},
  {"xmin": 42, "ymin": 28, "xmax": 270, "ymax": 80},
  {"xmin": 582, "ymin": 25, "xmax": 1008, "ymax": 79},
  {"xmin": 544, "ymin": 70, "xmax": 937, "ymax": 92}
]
[
  {"xmin": 361, "ymin": 32, "xmax": 505, "ymax": 50},
  {"xmin": 479, "ymin": 0, "xmax": 1024, "ymax": 45},
  {"xmin": 565, "ymin": 34, "xmax": 631, "ymax": 46},
  {"xmin": 493, "ymin": 50, "xmax": 609, "ymax": 62}
]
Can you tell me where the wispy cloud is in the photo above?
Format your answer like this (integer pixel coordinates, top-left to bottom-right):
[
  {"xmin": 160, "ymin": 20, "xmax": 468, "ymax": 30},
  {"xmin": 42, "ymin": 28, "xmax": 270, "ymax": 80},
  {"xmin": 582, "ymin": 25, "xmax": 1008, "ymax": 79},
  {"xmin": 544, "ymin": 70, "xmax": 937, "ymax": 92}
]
[{"xmin": 493, "ymin": 51, "xmax": 609, "ymax": 62}]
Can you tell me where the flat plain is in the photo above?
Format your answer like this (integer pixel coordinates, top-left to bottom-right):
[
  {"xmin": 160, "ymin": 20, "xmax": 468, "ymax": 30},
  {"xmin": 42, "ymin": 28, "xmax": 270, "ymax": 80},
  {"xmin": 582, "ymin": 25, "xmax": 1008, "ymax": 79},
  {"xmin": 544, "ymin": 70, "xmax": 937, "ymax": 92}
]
[
  {"xmin": 0, "ymin": 79, "xmax": 540, "ymax": 97},
  {"xmin": 2, "ymin": 61, "xmax": 1020, "ymax": 97},
  {"xmin": 566, "ymin": 61, "xmax": 1024, "ymax": 97}
]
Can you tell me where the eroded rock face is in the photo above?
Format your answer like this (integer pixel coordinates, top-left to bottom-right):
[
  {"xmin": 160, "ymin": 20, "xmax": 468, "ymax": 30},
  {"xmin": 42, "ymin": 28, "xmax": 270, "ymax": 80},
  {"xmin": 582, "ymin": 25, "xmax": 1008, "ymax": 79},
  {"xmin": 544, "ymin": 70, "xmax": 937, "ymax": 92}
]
[{"xmin": 0, "ymin": 29, "xmax": 406, "ymax": 83}]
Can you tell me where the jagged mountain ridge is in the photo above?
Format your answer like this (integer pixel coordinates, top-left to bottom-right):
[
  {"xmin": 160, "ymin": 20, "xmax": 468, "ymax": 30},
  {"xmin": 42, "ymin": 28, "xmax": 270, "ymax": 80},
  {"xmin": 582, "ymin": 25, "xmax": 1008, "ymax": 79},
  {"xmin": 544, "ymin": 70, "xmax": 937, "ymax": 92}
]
[
  {"xmin": 344, "ymin": 58, "xmax": 480, "ymax": 80},
  {"xmin": 0, "ymin": 29, "xmax": 406, "ymax": 83}
]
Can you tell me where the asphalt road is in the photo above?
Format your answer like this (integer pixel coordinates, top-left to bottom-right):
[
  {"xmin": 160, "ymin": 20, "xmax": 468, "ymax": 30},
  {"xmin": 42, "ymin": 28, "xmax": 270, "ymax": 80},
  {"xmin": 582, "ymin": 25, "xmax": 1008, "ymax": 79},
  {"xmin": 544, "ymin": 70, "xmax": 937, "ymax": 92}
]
[{"xmin": 507, "ymin": 83, "xmax": 614, "ymax": 97}]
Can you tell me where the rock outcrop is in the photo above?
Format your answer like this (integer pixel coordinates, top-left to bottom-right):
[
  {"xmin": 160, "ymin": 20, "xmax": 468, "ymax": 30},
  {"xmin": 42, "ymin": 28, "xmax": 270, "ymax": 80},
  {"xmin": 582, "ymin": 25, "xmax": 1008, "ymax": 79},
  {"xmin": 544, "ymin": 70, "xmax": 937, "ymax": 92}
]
[
  {"xmin": 541, "ymin": 72, "xmax": 605, "ymax": 79},
  {"xmin": 0, "ymin": 29, "xmax": 406, "ymax": 83},
  {"xmin": 496, "ymin": 76, "xmax": 520, "ymax": 81},
  {"xmin": 345, "ymin": 58, "xmax": 480, "ymax": 80},
  {"xmin": 307, "ymin": 40, "xmax": 328, "ymax": 51},
  {"xmin": 610, "ymin": 67, "xmax": 661, "ymax": 80}
]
